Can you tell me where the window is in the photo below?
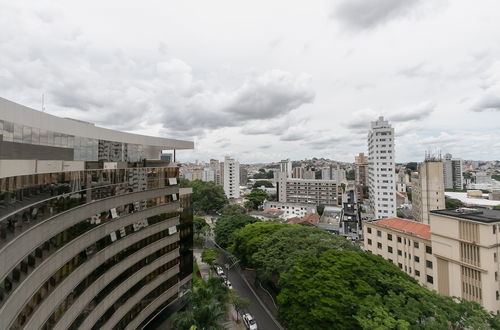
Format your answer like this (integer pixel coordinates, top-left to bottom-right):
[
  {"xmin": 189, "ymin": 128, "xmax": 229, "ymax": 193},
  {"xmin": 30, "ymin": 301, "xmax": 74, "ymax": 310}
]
[
  {"xmin": 414, "ymin": 256, "xmax": 420, "ymax": 263},
  {"xmin": 398, "ymin": 250, "xmax": 402, "ymax": 256},
  {"xmin": 377, "ymin": 242, "xmax": 382, "ymax": 249},
  {"xmin": 367, "ymin": 239, "xmax": 372, "ymax": 245},
  {"xmin": 388, "ymin": 246, "xmax": 393, "ymax": 253},
  {"xmin": 397, "ymin": 236, "xmax": 402, "ymax": 243},
  {"xmin": 415, "ymin": 270, "xmax": 420, "ymax": 277},
  {"xmin": 495, "ymin": 253, "xmax": 498, "ymax": 262},
  {"xmin": 427, "ymin": 275, "xmax": 434, "ymax": 284},
  {"xmin": 387, "ymin": 233, "xmax": 393, "ymax": 241},
  {"xmin": 367, "ymin": 227, "xmax": 372, "ymax": 234},
  {"xmin": 377, "ymin": 230, "xmax": 382, "ymax": 237},
  {"xmin": 414, "ymin": 241, "xmax": 419, "ymax": 249},
  {"xmin": 426, "ymin": 260, "xmax": 433, "ymax": 269},
  {"xmin": 494, "ymin": 225, "xmax": 497, "ymax": 235},
  {"xmin": 398, "ymin": 263, "xmax": 402, "ymax": 269},
  {"xmin": 425, "ymin": 245, "xmax": 432, "ymax": 254}
]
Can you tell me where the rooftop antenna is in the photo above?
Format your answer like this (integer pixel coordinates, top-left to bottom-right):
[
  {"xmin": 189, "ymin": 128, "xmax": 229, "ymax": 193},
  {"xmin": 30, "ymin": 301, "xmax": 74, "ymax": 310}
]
[{"xmin": 41, "ymin": 93, "xmax": 46, "ymax": 112}]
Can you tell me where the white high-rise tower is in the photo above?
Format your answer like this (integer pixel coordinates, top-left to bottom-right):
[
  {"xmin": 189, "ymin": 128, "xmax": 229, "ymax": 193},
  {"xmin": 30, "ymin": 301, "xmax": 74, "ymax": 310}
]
[
  {"xmin": 368, "ymin": 116, "xmax": 396, "ymax": 219},
  {"xmin": 223, "ymin": 156, "xmax": 240, "ymax": 199}
]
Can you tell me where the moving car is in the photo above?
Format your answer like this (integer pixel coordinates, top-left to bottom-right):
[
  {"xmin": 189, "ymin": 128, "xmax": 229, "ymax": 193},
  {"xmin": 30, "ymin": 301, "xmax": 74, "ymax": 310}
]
[
  {"xmin": 215, "ymin": 265, "xmax": 224, "ymax": 276},
  {"xmin": 224, "ymin": 279, "xmax": 233, "ymax": 289},
  {"xmin": 242, "ymin": 313, "xmax": 258, "ymax": 330}
]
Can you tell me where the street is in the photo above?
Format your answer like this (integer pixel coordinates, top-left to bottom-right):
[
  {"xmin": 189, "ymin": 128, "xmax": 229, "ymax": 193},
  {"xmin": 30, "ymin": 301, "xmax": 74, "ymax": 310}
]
[{"xmin": 207, "ymin": 241, "xmax": 283, "ymax": 330}]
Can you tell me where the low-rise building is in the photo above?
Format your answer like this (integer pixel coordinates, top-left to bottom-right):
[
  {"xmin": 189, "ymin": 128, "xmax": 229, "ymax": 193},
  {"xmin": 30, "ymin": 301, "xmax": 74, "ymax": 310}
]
[
  {"xmin": 277, "ymin": 176, "xmax": 340, "ymax": 206},
  {"xmin": 263, "ymin": 201, "xmax": 316, "ymax": 219},
  {"xmin": 363, "ymin": 217, "xmax": 435, "ymax": 289}
]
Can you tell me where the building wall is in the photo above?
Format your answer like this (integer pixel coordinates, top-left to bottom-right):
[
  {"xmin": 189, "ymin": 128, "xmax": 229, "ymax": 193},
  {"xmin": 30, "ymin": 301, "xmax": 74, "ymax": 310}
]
[
  {"xmin": 279, "ymin": 178, "xmax": 340, "ymax": 206},
  {"xmin": 223, "ymin": 157, "xmax": 240, "ymax": 199},
  {"xmin": 263, "ymin": 201, "xmax": 316, "ymax": 218},
  {"xmin": 368, "ymin": 117, "xmax": 396, "ymax": 219},
  {"xmin": 430, "ymin": 212, "xmax": 500, "ymax": 313},
  {"xmin": 412, "ymin": 161, "xmax": 445, "ymax": 224},
  {"xmin": 363, "ymin": 221, "xmax": 435, "ymax": 289}
]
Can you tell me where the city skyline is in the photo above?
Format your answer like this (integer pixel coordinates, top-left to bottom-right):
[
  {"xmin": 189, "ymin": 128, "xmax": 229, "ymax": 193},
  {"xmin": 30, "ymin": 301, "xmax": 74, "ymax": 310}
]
[{"xmin": 1, "ymin": 0, "xmax": 500, "ymax": 163}]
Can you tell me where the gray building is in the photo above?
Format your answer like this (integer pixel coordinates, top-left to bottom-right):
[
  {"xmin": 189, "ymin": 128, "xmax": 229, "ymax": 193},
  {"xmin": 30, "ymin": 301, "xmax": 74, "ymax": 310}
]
[
  {"xmin": 443, "ymin": 153, "xmax": 463, "ymax": 190},
  {"xmin": 0, "ymin": 97, "xmax": 194, "ymax": 329}
]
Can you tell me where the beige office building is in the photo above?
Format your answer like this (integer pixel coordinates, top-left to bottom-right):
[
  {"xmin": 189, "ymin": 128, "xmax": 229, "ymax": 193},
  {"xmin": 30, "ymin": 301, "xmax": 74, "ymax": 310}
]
[
  {"xmin": 430, "ymin": 209, "xmax": 500, "ymax": 313},
  {"xmin": 277, "ymin": 176, "xmax": 340, "ymax": 206},
  {"xmin": 411, "ymin": 160, "xmax": 445, "ymax": 224},
  {"xmin": 364, "ymin": 217, "xmax": 435, "ymax": 289}
]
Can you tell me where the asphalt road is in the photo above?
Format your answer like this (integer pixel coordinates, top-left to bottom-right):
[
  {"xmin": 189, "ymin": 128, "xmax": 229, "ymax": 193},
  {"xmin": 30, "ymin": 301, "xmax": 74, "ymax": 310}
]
[{"xmin": 208, "ymin": 241, "xmax": 283, "ymax": 330}]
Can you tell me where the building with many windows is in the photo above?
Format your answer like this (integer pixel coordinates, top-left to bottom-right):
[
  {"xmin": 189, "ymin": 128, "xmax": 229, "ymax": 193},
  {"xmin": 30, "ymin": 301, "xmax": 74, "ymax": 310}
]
[
  {"xmin": 277, "ymin": 177, "xmax": 340, "ymax": 206},
  {"xmin": 443, "ymin": 153, "xmax": 463, "ymax": 190},
  {"xmin": 355, "ymin": 152, "xmax": 368, "ymax": 201},
  {"xmin": 223, "ymin": 156, "xmax": 240, "ymax": 199},
  {"xmin": 0, "ymin": 97, "xmax": 194, "ymax": 329},
  {"xmin": 411, "ymin": 158, "xmax": 445, "ymax": 224},
  {"xmin": 368, "ymin": 116, "xmax": 396, "ymax": 219},
  {"xmin": 363, "ymin": 217, "xmax": 435, "ymax": 289}
]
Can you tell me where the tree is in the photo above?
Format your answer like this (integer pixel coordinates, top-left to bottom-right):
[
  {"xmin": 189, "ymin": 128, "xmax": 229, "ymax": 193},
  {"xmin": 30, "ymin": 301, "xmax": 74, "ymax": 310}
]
[
  {"xmin": 346, "ymin": 169, "xmax": 355, "ymax": 180},
  {"xmin": 193, "ymin": 217, "xmax": 209, "ymax": 247},
  {"xmin": 214, "ymin": 214, "xmax": 258, "ymax": 248},
  {"xmin": 492, "ymin": 174, "xmax": 500, "ymax": 181},
  {"xmin": 244, "ymin": 189, "xmax": 269, "ymax": 210},
  {"xmin": 494, "ymin": 205, "xmax": 500, "ymax": 210},
  {"xmin": 229, "ymin": 291, "xmax": 251, "ymax": 321},
  {"xmin": 202, "ymin": 248, "xmax": 219, "ymax": 267},
  {"xmin": 277, "ymin": 250, "xmax": 499, "ymax": 330},
  {"xmin": 253, "ymin": 180, "xmax": 274, "ymax": 188},
  {"xmin": 317, "ymin": 204, "xmax": 325, "ymax": 216},
  {"xmin": 405, "ymin": 162, "xmax": 418, "ymax": 172},
  {"xmin": 445, "ymin": 197, "xmax": 463, "ymax": 209},
  {"xmin": 220, "ymin": 204, "xmax": 246, "ymax": 216},
  {"xmin": 182, "ymin": 180, "xmax": 228, "ymax": 214}
]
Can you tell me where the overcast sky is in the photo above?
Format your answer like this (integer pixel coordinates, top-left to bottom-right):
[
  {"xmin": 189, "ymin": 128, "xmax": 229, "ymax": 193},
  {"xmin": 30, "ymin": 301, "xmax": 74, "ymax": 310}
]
[{"xmin": 1, "ymin": 0, "xmax": 499, "ymax": 163}]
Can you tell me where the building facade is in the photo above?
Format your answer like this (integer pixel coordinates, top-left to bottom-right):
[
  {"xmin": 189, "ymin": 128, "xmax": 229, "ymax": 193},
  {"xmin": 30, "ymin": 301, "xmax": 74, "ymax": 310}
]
[
  {"xmin": 368, "ymin": 116, "xmax": 396, "ymax": 219},
  {"xmin": 430, "ymin": 209, "xmax": 500, "ymax": 313},
  {"xmin": 0, "ymin": 97, "xmax": 194, "ymax": 329},
  {"xmin": 239, "ymin": 166, "xmax": 248, "ymax": 185},
  {"xmin": 292, "ymin": 167, "xmax": 305, "ymax": 179},
  {"xmin": 263, "ymin": 201, "xmax": 317, "ymax": 219},
  {"xmin": 279, "ymin": 159, "xmax": 292, "ymax": 178},
  {"xmin": 223, "ymin": 156, "xmax": 240, "ymax": 199},
  {"xmin": 277, "ymin": 177, "xmax": 340, "ymax": 206},
  {"xmin": 355, "ymin": 152, "xmax": 368, "ymax": 201},
  {"xmin": 363, "ymin": 218, "xmax": 435, "ymax": 289},
  {"xmin": 443, "ymin": 153, "xmax": 463, "ymax": 190},
  {"xmin": 411, "ymin": 159, "xmax": 445, "ymax": 224}
]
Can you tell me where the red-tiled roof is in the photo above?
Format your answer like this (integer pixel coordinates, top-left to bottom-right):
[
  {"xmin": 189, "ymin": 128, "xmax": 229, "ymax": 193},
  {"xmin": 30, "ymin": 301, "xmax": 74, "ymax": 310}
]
[
  {"xmin": 374, "ymin": 217, "xmax": 430, "ymax": 239},
  {"xmin": 302, "ymin": 213, "xmax": 320, "ymax": 224}
]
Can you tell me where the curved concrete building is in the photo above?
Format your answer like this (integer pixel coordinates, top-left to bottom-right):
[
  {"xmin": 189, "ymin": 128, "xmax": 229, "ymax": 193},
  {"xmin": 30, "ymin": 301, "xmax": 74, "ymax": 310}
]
[{"xmin": 0, "ymin": 97, "xmax": 194, "ymax": 329}]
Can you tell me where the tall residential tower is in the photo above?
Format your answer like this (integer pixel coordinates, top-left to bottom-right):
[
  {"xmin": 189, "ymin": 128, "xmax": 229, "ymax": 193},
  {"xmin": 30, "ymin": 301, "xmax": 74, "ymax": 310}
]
[
  {"xmin": 368, "ymin": 116, "xmax": 396, "ymax": 219},
  {"xmin": 223, "ymin": 156, "xmax": 240, "ymax": 199}
]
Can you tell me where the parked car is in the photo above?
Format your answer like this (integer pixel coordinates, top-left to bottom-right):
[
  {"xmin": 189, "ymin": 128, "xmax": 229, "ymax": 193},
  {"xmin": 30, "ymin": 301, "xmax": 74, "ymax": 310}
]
[
  {"xmin": 242, "ymin": 313, "xmax": 258, "ymax": 330},
  {"xmin": 215, "ymin": 265, "xmax": 224, "ymax": 276},
  {"xmin": 224, "ymin": 279, "xmax": 233, "ymax": 289}
]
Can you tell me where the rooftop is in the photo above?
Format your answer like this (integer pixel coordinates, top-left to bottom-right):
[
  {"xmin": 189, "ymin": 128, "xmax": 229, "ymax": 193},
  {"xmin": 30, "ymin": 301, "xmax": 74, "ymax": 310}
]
[
  {"xmin": 371, "ymin": 217, "xmax": 430, "ymax": 239},
  {"xmin": 431, "ymin": 208, "xmax": 500, "ymax": 224}
]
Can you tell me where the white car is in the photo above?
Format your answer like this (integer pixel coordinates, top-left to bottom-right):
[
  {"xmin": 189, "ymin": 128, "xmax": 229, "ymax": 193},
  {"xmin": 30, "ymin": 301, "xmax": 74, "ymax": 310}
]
[
  {"xmin": 224, "ymin": 279, "xmax": 233, "ymax": 290},
  {"xmin": 215, "ymin": 266, "xmax": 224, "ymax": 276},
  {"xmin": 242, "ymin": 313, "xmax": 258, "ymax": 330}
]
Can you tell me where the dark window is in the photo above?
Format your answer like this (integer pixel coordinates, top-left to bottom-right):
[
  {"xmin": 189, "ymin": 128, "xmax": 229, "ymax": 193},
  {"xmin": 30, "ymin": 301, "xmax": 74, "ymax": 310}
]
[
  {"xmin": 414, "ymin": 241, "xmax": 419, "ymax": 248},
  {"xmin": 397, "ymin": 236, "xmax": 402, "ymax": 243},
  {"xmin": 426, "ymin": 245, "xmax": 432, "ymax": 254},
  {"xmin": 398, "ymin": 250, "xmax": 402, "ymax": 256},
  {"xmin": 415, "ymin": 270, "xmax": 420, "ymax": 277},
  {"xmin": 388, "ymin": 246, "xmax": 393, "ymax": 253},
  {"xmin": 367, "ymin": 239, "xmax": 372, "ymax": 245},
  {"xmin": 387, "ymin": 233, "xmax": 393, "ymax": 241},
  {"xmin": 367, "ymin": 227, "xmax": 372, "ymax": 234},
  {"xmin": 377, "ymin": 242, "xmax": 382, "ymax": 249},
  {"xmin": 414, "ymin": 256, "xmax": 420, "ymax": 263},
  {"xmin": 427, "ymin": 275, "xmax": 434, "ymax": 284},
  {"xmin": 377, "ymin": 230, "xmax": 382, "ymax": 237},
  {"xmin": 388, "ymin": 259, "xmax": 393, "ymax": 263},
  {"xmin": 426, "ymin": 260, "xmax": 433, "ymax": 269},
  {"xmin": 398, "ymin": 263, "xmax": 402, "ymax": 269}
]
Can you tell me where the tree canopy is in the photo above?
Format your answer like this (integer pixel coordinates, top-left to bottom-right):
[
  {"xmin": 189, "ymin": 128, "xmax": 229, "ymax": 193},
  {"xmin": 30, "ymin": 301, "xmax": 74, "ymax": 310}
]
[
  {"xmin": 244, "ymin": 189, "xmax": 269, "ymax": 210},
  {"xmin": 278, "ymin": 250, "xmax": 500, "ymax": 330},
  {"xmin": 253, "ymin": 169, "xmax": 274, "ymax": 179},
  {"xmin": 214, "ymin": 214, "xmax": 258, "ymax": 248},
  {"xmin": 445, "ymin": 196, "xmax": 464, "ymax": 209},
  {"xmin": 181, "ymin": 179, "xmax": 228, "ymax": 214},
  {"xmin": 220, "ymin": 204, "xmax": 246, "ymax": 216},
  {"xmin": 253, "ymin": 180, "xmax": 274, "ymax": 188}
]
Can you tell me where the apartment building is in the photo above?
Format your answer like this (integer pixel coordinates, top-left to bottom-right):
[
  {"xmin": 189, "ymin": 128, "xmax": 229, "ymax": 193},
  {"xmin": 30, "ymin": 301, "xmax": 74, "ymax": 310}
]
[
  {"xmin": 430, "ymin": 208, "xmax": 500, "ymax": 313},
  {"xmin": 363, "ymin": 218, "xmax": 435, "ymax": 289},
  {"xmin": 0, "ymin": 97, "xmax": 194, "ymax": 329},
  {"xmin": 443, "ymin": 153, "xmax": 463, "ymax": 190},
  {"xmin": 223, "ymin": 156, "xmax": 240, "ymax": 199},
  {"xmin": 263, "ymin": 201, "xmax": 317, "ymax": 219},
  {"xmin": 368, "ymin": 116, "xmax": 396, "ymax": 219},
  {"xmin": 411, "ymin": 159, "xmax": 445, "ymax": 224},
  {"xmin": 209, "ymin": 159, "xmax": 223, "ymax": 186},
  {"xmin": 292, "ymin": 166, "xmax": 305, "ymax": 179},
  {"xmin": 279, "ymin": 159, "xmax": 292, "ymax": 178},
  {"xmin": 277, "ymin": 177, "xmax": 340, "ymax": 206},
  {"xmin": 355, "ymin": 152, "xmax": 368, "ymax": 201}
]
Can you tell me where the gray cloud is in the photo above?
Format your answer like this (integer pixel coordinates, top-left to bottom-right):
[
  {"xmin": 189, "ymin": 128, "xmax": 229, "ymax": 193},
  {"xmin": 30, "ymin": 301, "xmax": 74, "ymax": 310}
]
[
  {"xmin": 472, "ymin": 94, "xmax": 500, "ymax": 112},
  {"xmin": 331, "ymin": 0, "xmax": 421, "ymax": 30},
  {"xmin": 389, "ymin": 102, "xmax": 435, "ymax": 122}
]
